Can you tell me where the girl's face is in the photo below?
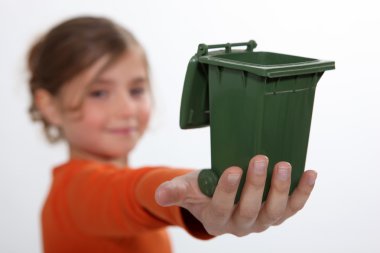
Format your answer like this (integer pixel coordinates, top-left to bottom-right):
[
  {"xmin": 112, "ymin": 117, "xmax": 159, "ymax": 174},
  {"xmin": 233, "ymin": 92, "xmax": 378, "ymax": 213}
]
[{"xmin": 54, "ymin": 49, "xmax": 152, "ymax": 166}]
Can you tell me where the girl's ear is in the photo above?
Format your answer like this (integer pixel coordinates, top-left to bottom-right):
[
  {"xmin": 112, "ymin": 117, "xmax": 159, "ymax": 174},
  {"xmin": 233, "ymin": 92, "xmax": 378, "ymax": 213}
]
[{"xmin": 34, "ymin": 89, "xmax": 63, "ymax": 126}]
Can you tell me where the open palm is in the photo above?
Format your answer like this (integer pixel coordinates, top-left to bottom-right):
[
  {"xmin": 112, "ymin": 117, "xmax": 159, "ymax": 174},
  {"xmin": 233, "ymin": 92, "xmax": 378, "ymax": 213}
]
[{"xmin": 155, "ymin": 155, "xmax": 317, "ymax": 236}]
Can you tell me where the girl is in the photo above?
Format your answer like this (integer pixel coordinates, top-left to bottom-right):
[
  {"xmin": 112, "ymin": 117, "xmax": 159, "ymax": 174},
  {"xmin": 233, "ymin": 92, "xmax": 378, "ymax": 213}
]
[{"xmin": 27, "ymin": 16, "xmax": 317, "ymax": 253}]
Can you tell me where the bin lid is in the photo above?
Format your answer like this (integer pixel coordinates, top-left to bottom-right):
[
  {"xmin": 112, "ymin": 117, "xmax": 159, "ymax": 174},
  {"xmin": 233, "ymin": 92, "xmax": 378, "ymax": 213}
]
[
  {"xmin": 180, "ymin": 41, "xmax": 258, "ymax": 129},
  {"xmin": 179, "ymin": 40, "xmax": 335, "ymax": 129},
  {"xmin": 179, "ymin": 54, "xmax": 210, "ymax": 129}
]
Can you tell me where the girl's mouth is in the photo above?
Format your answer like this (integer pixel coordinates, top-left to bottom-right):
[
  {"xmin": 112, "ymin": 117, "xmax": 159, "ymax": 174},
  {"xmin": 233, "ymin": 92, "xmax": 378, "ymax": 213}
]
[{"xmin": 107, "ymin": 127, "xmax": 137, "ymax": 136}]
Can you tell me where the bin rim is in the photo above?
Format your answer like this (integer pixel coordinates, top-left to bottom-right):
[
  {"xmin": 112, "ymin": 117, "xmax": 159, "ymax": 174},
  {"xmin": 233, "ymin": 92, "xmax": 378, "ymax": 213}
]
[{"xmin": 199, "ymin": 50, "xmax": 335, "ymax": 78}]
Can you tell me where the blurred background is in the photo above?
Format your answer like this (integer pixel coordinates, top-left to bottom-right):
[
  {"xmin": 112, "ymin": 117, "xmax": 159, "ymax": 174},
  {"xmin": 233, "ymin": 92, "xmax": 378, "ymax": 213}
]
[{"xmin": 1, "ymin": 0, "xmax": 379, "ymax": 252}]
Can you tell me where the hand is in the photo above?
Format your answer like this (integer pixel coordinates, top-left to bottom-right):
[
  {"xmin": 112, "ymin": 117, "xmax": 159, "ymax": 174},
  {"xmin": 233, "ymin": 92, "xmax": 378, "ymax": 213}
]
[{"xmin": 155, "ymin": 155, "xmax": 317, "ymax": 236}]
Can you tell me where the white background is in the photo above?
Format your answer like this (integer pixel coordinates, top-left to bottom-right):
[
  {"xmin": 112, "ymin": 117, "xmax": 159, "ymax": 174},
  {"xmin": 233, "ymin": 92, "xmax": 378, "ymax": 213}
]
[{"xmin": 1, "ymin": 0, "xmax": 379, "ymax": 252}]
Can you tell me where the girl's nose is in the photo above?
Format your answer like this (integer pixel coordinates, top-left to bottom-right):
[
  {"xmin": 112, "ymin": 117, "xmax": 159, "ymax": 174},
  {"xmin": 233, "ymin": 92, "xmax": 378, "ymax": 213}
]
[{"xmin": 114, "ymin": 92, "xmax": 136, "ymax": 118}]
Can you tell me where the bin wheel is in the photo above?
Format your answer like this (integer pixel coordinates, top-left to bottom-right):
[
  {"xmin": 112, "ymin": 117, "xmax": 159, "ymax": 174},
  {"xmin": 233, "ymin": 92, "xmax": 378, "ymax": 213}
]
[{"xmin": 198, "ymin": 169, "xmax": 219, "ymax": 197}]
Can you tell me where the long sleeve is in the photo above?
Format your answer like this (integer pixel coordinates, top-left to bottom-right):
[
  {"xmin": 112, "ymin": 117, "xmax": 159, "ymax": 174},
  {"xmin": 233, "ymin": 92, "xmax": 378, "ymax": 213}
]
[
  {"xmin": 135, "ymin": 167, "xmax": 213, "ymax": 239},
  {"xmin": 42, "ymin": 159, "xmax": 212, "ymax": 253}
]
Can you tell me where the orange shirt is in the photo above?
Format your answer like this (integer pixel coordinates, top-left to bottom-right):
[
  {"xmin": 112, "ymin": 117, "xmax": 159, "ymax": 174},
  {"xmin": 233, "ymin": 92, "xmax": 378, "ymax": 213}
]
[{"xmin": 42, "ymin": 160, "xmax": 212, "ymax": 253}]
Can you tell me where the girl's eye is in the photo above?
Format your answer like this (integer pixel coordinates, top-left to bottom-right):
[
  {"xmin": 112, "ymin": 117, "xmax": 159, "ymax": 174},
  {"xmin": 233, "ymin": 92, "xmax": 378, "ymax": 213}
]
[
  {"xmin": 130, "ymin": 87, "xmax": 145, "ymax": 97},
  {"xmin": 89, "ymin": 90, "xmax": 108, "ymax": 98}
]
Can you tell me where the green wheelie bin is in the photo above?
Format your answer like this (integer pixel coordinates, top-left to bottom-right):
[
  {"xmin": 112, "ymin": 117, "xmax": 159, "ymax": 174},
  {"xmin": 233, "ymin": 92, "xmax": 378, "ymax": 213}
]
[{"xmin": 180, "ymin": 40, "xmax": 335, "ymax": 202}]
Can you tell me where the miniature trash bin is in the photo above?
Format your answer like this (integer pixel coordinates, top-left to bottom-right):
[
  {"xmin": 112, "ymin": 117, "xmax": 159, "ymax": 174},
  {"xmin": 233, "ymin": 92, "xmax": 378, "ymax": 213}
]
[{"xmin": 180, "ymin": 40, "xmax": 335, "ymax": 202}]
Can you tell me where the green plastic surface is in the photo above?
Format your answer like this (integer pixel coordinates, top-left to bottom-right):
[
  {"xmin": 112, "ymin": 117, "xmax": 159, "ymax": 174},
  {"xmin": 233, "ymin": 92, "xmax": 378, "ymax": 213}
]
[
  {"xmin": 179, "ymin": 55, "xmax": 209, "ymax": 129},
  {"xmin": 180, "ymin": 40, "xmax": 335, "ymax": 202}
]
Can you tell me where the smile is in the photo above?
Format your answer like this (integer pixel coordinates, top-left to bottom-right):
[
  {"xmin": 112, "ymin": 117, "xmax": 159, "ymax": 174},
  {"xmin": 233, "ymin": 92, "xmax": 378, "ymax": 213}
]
[{"xmin": 107, "ymin": 127, "xmax": 137, "ymax": 136}]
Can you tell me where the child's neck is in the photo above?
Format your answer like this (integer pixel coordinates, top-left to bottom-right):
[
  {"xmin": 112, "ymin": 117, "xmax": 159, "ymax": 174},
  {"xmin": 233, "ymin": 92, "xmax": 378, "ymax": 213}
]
[{"xmin": 68, "ymin": 146, "xmax": 128, "ymax": 168}]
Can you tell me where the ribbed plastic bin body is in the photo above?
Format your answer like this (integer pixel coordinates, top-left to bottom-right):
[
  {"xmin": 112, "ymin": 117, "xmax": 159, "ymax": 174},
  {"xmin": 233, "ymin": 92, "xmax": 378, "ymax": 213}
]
[
  {"xmin": 180, "ymin": 41, "xmax": 335, "ymax": 202},
  {"xmin": 207, "ymin": 64, "xmax": 322, "ymax": 201}
]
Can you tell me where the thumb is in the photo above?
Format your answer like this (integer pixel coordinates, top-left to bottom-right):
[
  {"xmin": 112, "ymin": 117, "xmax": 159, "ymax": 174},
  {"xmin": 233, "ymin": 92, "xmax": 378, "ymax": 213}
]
[{"xmin": 155, "ymin": 181, "xmax": 187, "ymax": 207}]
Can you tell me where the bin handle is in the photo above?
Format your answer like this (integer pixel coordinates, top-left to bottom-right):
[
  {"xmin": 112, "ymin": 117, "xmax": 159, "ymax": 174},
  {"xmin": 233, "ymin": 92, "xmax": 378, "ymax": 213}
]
[{"xmin": 197, "ymin": 40, "xmax": 257, "ymax": 56}]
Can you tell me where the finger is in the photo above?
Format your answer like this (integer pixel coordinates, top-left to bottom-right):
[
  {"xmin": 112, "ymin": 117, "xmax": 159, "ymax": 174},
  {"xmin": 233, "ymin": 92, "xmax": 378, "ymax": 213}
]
[
  {"xmin": 155, "ymin": 180, "xmax": 188, "ymax": 207},
  {"xmin": 254, "ymin": 161, "xmax": 291, "ymax": 229},
  {"xmin": 233, "ymin": 155, "xmax": 268, "ymax": 227},
  {"xmin": 273, "ymin": 170, "xmax": 317, "ymax": 225},
  {"xmin": 205, "ymin": 167, "xmax": 242, "ymax": 229}
]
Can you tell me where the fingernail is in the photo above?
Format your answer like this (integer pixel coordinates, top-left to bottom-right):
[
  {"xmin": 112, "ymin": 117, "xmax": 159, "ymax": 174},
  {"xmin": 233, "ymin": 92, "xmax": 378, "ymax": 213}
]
[
  {"xmin": 156, "ymin": 182, "xmax": 176, "ymax": 206},
  {"xmin": 308, "ymin": 172, "xmax": 317, "ymax": 186},
  {"xmin": 155, "ymin": 187, "xmax": 166, "ymax": 205},
  {"xmin": 277, "ymin": 166, "xmax": 290, "ymax": 181},
  {"xmin": 253, "ymin": 160, "xmax": 266, "ymax": 175},
  {"xmin": 228, "ymin": 173, "xmax": 241, "ymax": 186}
]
